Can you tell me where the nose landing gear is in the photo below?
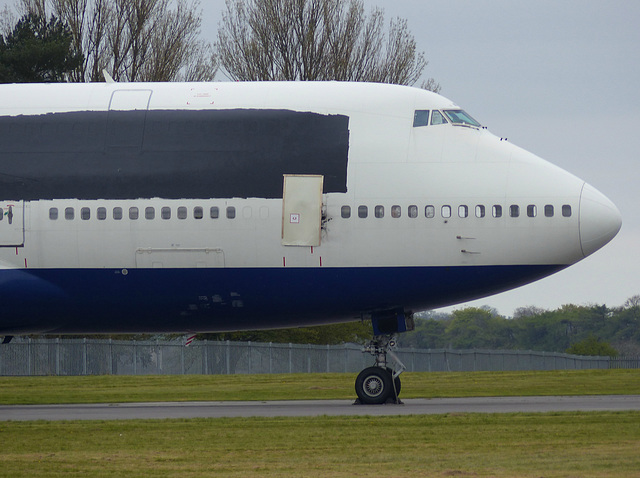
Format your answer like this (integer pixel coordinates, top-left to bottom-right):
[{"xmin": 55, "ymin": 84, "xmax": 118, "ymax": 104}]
[{"xmin": 354, "ymin": 308, "xmax": 413, "ymax": 405}]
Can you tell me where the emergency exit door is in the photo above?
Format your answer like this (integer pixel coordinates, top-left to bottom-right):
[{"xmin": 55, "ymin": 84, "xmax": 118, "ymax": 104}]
[
  {"xmin": 281, "ymin": 175, "xmax": 324, "ymax": 247},
  {"xmin": 0, "ymin": 201, "xmax": 24, "ymax": 246}
]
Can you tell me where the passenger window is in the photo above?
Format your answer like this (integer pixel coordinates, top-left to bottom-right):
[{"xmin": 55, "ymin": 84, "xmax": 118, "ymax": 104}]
[
  {"xmin": 145, "ymin": 207, "xmax": 155, "ymax": 220},
  {"xmin": 49, "ymin": 207, "xmax": 58, "ymax": 220},
  {"xmin": 129, "ymin": 207, "xmax": 139, "ymax": 220},
  {"xmin": 65, "ymin": 207, "xmax": 74, "ymax": 220},
  {"xmin": 375, "ymin": 205, "xmax": 384, "ymax": 218},
  {"xmin": 178, "ymin": 207, "xmax": 188, "ymax": 219},
  {"xmin": 492, "ymin": 205, "xmax": 502, "ymax": 218},
  {"xmin": 431, "ymin": 110, "xmax": 448, "ymax": 125},
  {"xmin": 161, "ymin": 207, "xmax": 171, "ymax": 219},
  {"xmin": 545, "ymin": 205, "xmax": 554, "ymax": 217},
  {"xmin": 425, "ymin": 205, "xmax": 435, "ymax": 218},
  {"xmin": 341, "ymin": 206, "xmax": 351, "ymax": 219},
  {"xmin": 527, "ymin": 205, "xmax": 537, "ymax": 217},
  {"xmin": 210, "ymin": 206, "xmax": 219, "ymax": 219},
  {"xmin": 562, "ymin": 205, "xmax": 572, "ymax": 217},
  {"xmin": 226, "ymin": 206, "xmax": 236, "ymax": 219},
  {"xmin": 81, "ymin": 207, "xmax": 90, "ymax": 220},
  {"xmin": 442, "ymin": 205, "xmax": 451, "ymax": 218},
  {"xmin": 194, "ymin": 206, "xmax": 203, "ymax": 219},
  {"xmin": 413, "ymin": 110, "xmax": 429, "ymax": 127},
  {"xmin": 391, "ymin": 205, "xmax": 401, "ymax": 218},
  {"xmin": 113, "ymin": 207, "xmax": 123, "ymax": 220},
  {"xmin": 475, "ymin": 205, "xmax": 485, "ymax": 218},
  {"xmin": 510, "ymin": 205, "xmax": 520, "ymax": 218},
  {"xmin": 458, "ymin": 205, "xmax": 468, "ymax": 218},
  {"xmin": 358, "ymin": 205, "xmax": 368, "ymax": 218},
  {"xmin": 408, "ymin": 205, "xmax": 418, "ymax": 218},
  {"xmin": 97, "ymin": 207, "xmax": 107, "ymax": 220}
]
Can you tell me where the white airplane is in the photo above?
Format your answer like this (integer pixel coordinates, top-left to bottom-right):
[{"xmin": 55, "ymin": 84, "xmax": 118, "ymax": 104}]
[{"xmin": 0, "ymin": 81, "xmax": 621, "ymax": 403}]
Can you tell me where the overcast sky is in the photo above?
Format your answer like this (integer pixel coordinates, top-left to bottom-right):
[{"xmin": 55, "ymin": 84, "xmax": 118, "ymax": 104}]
[{"xmin": 1, "ymin": 0, "xmax": 638, "ymax": 316}]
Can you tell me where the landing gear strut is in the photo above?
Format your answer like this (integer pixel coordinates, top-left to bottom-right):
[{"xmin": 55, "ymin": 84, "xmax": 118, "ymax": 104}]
[{"xmin": 354, "ymin": 309, "xmax": 413, "ymax": 405}]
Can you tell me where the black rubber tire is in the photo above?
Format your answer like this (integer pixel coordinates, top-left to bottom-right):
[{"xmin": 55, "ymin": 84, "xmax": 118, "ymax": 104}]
[{"xmin": 355, "ymin": 366, "xmax": 393, "ymax": 404}]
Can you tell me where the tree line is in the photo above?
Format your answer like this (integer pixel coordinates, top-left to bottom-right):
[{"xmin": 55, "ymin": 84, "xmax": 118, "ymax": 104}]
[
  {"xmin": 203, "ymin": 296, "xmax": 640, "ymax": 358},
  {"xmin": 400, "ymin": 296, "xmax": 640, "ymax": 357},
  {"xmin": 0, "ymin": 0, "xmax": 440, "ymax": 89}
]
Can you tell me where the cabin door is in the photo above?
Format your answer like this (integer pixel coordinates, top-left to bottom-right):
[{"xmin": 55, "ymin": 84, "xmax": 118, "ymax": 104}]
[
  {"xmin": 0, "ymin": 201, "xmax": 24, "ymax": 246},
  {"xmin": 281, "ymin": 174, "xmax": 324, "ymax": 247}
]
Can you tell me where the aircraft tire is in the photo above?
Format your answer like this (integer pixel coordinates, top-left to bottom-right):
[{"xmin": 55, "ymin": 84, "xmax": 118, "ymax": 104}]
[{"xmin": 355, "ymin": 366, "xmax": 393, "ymax": 404}]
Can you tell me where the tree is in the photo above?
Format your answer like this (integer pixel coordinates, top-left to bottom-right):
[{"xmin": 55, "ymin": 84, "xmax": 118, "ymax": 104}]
[
  {"xmin": 14, "ymin": 0, "xmax": 217, "ymax": 82},
  {"xmin": 513, "ymin": 305, "xmax": 546, "ymax": 319},
  {"xmin": 443, "ymin": 307, "xmax": 508, "ymax": 349},
  {"xmin": 0, "ymin": 12, "xmax": 82, "ymax": 82},
  {"xmin": 216, "ymin": 0, "xmax": 439, "ymax": 90},
  {"xmin": 202, "ymin": 320, "xmax": 372, "ymax": 345},
  {"xmin": 399, "ymin": 318, "xmax": 447, "ymax": 349},
  {"xmin": 566, "ymin": 335, "xmax": 618, "ymax": 357}
]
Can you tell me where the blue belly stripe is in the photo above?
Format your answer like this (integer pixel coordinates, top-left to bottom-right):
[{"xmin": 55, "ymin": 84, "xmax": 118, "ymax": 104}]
[{"xmin": 0, "ymin": 265, "xmax": 566, "ymax": 334}]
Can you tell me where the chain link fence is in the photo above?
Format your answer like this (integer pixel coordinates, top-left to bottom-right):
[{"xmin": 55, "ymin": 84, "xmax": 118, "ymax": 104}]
[{"xmin": 0, "ymin": 338, "xmax": 636, "ymax": 376}]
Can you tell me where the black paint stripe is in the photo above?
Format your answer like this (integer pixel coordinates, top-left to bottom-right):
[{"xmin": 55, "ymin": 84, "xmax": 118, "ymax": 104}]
[{"xmin": 0, "ymin": 109, "xmax": 349, "ymax": 200}]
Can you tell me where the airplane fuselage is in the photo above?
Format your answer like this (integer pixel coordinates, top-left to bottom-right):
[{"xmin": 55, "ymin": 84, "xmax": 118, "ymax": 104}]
[{"xmin": 0, "ymin": 81, "xmax": 621, "ymax": 334}]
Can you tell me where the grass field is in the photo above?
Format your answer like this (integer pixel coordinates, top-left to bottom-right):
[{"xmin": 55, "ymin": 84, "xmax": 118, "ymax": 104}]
[
  {"xmin": 1, "ymin": 369, "xmax": 639, "ymax": 477},
  {"xmin": 0, "ymin": 412, "xmax": 638, "ymax": 477},
  {"xmin": 1, "ymin": 368, "xmax": 639, "ymax": 405}
]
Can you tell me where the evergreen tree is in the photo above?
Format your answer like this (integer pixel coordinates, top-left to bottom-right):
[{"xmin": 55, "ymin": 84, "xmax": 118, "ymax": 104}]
[{"xmin": 0, "ymin": 13, "xmax": 82, "ymax": 82}]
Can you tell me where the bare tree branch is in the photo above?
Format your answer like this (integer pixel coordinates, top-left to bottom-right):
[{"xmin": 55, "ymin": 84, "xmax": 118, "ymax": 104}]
[
  {"xmin": 216, "ymin": 0, "xmax": 435, "ymax": 87},
  {"xmin": 13, "ymin": 0, "xmax": 217, "ymax": 82}
]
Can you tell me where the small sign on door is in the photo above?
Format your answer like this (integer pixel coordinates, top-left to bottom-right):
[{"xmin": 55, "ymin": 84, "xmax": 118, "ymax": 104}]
[{"xmin": 290, "ymin": 213, "xmax": 300, "ymax": 224}]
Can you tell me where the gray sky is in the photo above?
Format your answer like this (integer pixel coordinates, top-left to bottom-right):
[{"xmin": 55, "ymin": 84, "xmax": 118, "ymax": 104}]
[{"xmin": 2, "ymin": 0, "xmax": 638, "ymax": 315}]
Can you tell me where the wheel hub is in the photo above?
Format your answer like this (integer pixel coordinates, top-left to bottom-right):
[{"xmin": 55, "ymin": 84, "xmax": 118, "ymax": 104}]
[{"xmin": 364, "ymin": 375, "xmax": 384, "ymax": 397}]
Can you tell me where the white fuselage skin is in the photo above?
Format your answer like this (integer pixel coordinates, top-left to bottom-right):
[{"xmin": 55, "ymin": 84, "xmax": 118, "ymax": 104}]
[{"xmin": 0, "ymin": 82, "xmax": 622, "ymax": 334}]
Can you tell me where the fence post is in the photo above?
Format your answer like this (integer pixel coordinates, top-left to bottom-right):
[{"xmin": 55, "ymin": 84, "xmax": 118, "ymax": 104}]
[
  {"xmin": 27, "ymin": 337, "xmax": 32, "ymax": 376},
  {"xmin": 204, "ymin": 340, "xmax": 208, "ymax": 375},
  {"xmin": 109, "ymin": 338, "xmax": 113, "ymax": 375},
  {"xmin": 55, "ymin": 338, "xmax": 60, "ymax": 376},
  {"xmin": 289, "ymin": 343, "xmax": 293, "ymax": 373},
  {"xmin": 326, "ymin": 344, "xmax": 330, "ymax": 373},
  {"xmin": 344, "ymin": 344, "xmax": 348, "ymax": 373},
  {"xmin": 156, "ymin": 338, "xmax": 161, "ymax": 374},
  {"xmin": 83, "ymin": 338, "xmax": 87, "ymax": 375},
  {"xmin": 225, "ymin": 340, "xmax": 231, "ymax": 375},
  {"xmin": 181, "ymin": 341, "xmax": 185, "ymax": 375}
]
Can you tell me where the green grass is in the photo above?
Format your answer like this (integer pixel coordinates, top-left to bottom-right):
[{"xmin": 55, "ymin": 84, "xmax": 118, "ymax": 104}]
[
  {"xmin": 0, "ymin": 412, "xmax": 638, "ymax": 477},
  {"xmin": 0, "ymin": 369, "xmax": 638, "ymax": 405},
  {"xmin": 1, "ymin": 370, "xmax": 639, "ymax": 477}
]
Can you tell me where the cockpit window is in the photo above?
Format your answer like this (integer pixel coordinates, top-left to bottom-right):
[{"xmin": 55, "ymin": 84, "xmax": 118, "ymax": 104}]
[
  {"xmin": 431, "ymin": 110, "xmax": 448, "ymax": 125},
  {"xmin": 442, "ymin": 110, "xmax": 481, "ymax": 127},
  {"xmin": 413, "ymin": 110, "xmax": 429, "ymax": 127}
]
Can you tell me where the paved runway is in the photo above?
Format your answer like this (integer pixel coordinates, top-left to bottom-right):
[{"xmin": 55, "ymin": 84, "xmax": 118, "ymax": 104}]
[{"xmin": 1, "ymin": 395, "xmax": 639, "ymax": 421}]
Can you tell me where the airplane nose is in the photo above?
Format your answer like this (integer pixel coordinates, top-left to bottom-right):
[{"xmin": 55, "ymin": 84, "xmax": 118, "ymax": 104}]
[{"xmin": 579, "ymin": 183, "xmax": 622, "ymax": 257}]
